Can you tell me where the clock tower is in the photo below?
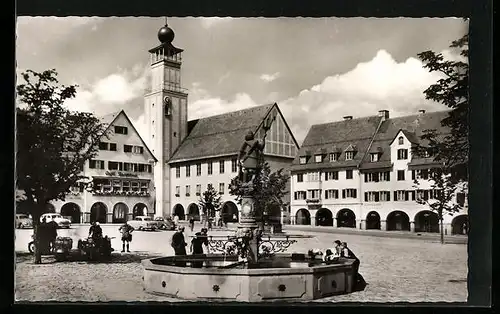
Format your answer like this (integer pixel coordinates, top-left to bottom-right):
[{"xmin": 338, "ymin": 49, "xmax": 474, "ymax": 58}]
[{"xmin": 144, "ymin": 18, "xmax": 188, "ymax": 218}]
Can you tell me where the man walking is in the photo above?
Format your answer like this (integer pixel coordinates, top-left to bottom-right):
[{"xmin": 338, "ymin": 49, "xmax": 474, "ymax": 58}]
[{"xmin": 119, "ymin": 221, "xmax": 135, "ymax": 253}]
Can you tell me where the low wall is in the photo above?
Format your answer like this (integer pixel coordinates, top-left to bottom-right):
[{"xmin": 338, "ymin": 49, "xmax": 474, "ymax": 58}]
[{"xmin": 142, "ymin": 254, "xmax": 356, "ymax": 302}]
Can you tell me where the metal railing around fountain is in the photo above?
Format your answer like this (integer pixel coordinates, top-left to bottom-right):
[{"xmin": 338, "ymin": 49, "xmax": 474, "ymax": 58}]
[{"xmin": 204, "ymin": 234, "xmax": 312, "ymax": 257}]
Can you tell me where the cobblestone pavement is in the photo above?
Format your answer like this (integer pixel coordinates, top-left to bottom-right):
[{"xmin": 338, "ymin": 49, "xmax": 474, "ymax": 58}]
[{"xmin": 15, "ymin": 224, "xmax": 467, "ymax": 303}]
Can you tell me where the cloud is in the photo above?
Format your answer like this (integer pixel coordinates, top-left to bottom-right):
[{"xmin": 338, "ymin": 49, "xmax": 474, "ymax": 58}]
[
  {"xmin": 277, "ymin": 49, "xmax": 456, "ymax": 144},
  {"xmin": 64, "ymin": 63, "xmax": 148, "ymax": 114},
  {"xmin": 260, "ymin": 72, "xmax": 281, "ymax": 82},
  {"xmin": 189, "ymin": 92, "xmax": 259, "ymax": 120}
]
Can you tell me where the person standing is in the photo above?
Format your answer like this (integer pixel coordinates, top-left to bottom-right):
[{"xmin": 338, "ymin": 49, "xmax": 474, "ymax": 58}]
[
  {"xmin": 119, "ymin": 222, "xmax": 135, "ymax": 253},
  {"xmin": 171, "ymin": 226, "xmax": 187, "ymax": 256},
  {"xmin": 47, "ymin": 218, "xmax": 59, "ymax": 250},
  {"xmin": 189, "ymin": 217, "xmax": 195, "ymax": 232}
]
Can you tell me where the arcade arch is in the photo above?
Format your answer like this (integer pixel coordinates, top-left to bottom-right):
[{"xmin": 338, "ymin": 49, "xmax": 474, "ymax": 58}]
[
  {"xmin": 295, "ymin": 208, "xmax": 311, "ymax": 225},
  {"xmin": 173, "ymin": 204, "xmax": 185, "ymax": 220},
  {"xmin": 60, "ymin": 202, "xmax": 81, "ymax": 223},
  {"xmin": 113, "ymin": 202, "xmax": 129, "ymax": 223},
  {"xmin": 336, "ymin": 208, "xmax": 356, "ymax": 228},
  {"xmin": 221, "ymin": 201, "xmax": 239, "ymax": 223},
  {"xmin": 315, "ymin": 208, "xmax": 333, "ymax": 226},
  {"xmin": 386, "ymin": 211, "xmax": 410, "ymax": 231},
  {"xmin": 365, "ymin": 211, "xmax": 381, "ymax": 230},
  {"xmin": 414, "ymin": 210, "xmax": 439, "ymax": 233},
  {"xmin": 90, "ymin": 202, "xmax": 107, "ymax": 223}
]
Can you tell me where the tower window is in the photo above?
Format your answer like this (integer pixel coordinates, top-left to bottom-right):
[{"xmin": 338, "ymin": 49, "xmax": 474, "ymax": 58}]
[
  {"xmin": 397, "ymin": 149, "xmax": 408, "ymax": 160},
  {"xmin": 173, "ymin": 132, "xmax": 177, "ymax": 137},
  {"xmin": 398, "ymin": 136, "xmax": 404, "ymax": 145}
]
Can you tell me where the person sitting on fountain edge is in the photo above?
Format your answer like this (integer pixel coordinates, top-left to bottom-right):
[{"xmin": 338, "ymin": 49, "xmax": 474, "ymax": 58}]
[
  {"xmin": 340, "ymin": 242, "xmax": 366, "ymax": 291},
  {"xmin": 89, "ymin": 221, "xmax": 103, "ymax": 247}
]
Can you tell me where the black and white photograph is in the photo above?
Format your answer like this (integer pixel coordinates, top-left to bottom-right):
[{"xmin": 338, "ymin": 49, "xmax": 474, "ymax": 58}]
[{"xmin": 14, "ymin": 16, "xmax": 474, "ymax": 303}]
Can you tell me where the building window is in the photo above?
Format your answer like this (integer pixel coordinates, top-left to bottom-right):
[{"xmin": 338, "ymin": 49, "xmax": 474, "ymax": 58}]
[
  {"xmin": 99, "ymin": 142, "xmax": 108, "ymax": 150},
  {"xmin": 219, "ymin": 161, "xmax": 225, "ymax": 174},
  {"xmin": 114, "ymin": 126, "xmax": 128, "ymax": 135},
  {"xmin": 314, "ymin": 155, "xmax": 322, "ymax": 163},
  {"xmin": 364, "ymin": 191, "xmax": 379, "ymax": 202},
  {"xmin": 294, "ymin": 191, "xmax": 306, "ymax": 200},
  {"xmin": 196, "ymin": 163, "xmax": 202, "ymax": 176},
  {"xmin": 109, "ymin": 143, "xmax": 117, "ymax": 151},
  {"xmin": 176, "ymin": 166, "xmax": 180, "ymax": 178},
  {"xmin": 329, "ymin": 153, "xmax": 338, "ymax": 162},
  {"xmin": 346, "ymin": 170, "xmax": 353, "ymax": 179},
  {"xmin": 122, "ymin": 181, "xmax": 130, "ymax": 192},
  {"xmin": 132, "ymin": 146, "xmax": 144, "ymax": 154},
  {"xmin": 398, "ymin": 136, "xmax": 404, "ymax": 145},
  {"xmin": 370, "ymin": 153, "xmax": 379, "ymax": 162},
  {"xmin": 307, "ymin": 172, "xmax": 320, "ymax": 182},
  {"xmin": 297, "ymin": 173, "xmax": 304, "ymax": 182},
  {"xmin": 231, "ymin": 159, "xmax": 238, "ymax": 172},
  {"xmin": 175, "ymin": 186, "xmax": 180, "ymax": 197},
  {"xmin": 380, "ymin": 191, "xmax": 391, "ymax": 201},
  {"xmin": 397, "ymin": 149, "xmax": 408, "ymax": 160},
  {"xmin": 89, "ymin": 159, "xmax": 105, "ymax": 169},
  {"xmin": 345, "ymin": 151, "xmax": 354, "ymax": 160},
  {"xmin": 186, "ymin": 165, "xmax": 191, "ymax": 177},
  {"xmin": 381, "ymin": 171, "xmax": 390, "ymax": 181},
  {"xmin": 186, "ymin": 185, "xmax": 190, "ymax": 196},
  {"xmin": 397, "ymin": 170, "xmax": 405, "ymax": 181},
  {"xmin": 299, "ymin": 157, "xmax": 307, "ymax": 164},
  {"xmin": 208, "ymin": 162, "xmax": 213, "ymax": 175},
  {"xmin": 196, "ymin": 184, "xmax": 201, "ymax": 196},
  {"xmin": 394, "ymin": 190, "xmax": 415, "ymax": 201},
  {"xmin": 456, "ymin": 192, "xmax": 466, "ymax": 206},
  {"xmin": 307, "ymin": 189, "xmax": 321, "ymax": 200},
  {"xmin": 108, "ymin": 161, "xmax": 123, "ymax": 171},
  {"xmin": 412, "ymin": 169, "xmax": 430, "ymax": 180},
  {"xmin": 219, "ymin": 183, "xmax": 225, "ymax": 194},
  {"xmin": 325, "ymin": 189, "xmax": 339, "ymax": 199},
  {"xmin": 124, "ymin": 145, "xmax": 132, "ymax": 153},
  {"xmin": 325, "ymin": 171, "xmax": 339, "ymax": 181},
  {"xmin": 208, "ymin": 183, "xmax": 213, "ymax": 190},
  {"xmin": 416, "ymin": 189, "xmax": 430, "ymax": 201},
  {"xmin": 342, "ymin": 188, "xmax": 357, "ymax": 199}
]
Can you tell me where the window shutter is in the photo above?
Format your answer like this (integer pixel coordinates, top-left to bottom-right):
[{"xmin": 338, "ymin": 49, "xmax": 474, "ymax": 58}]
[
  {"xmin": 412, "ymin": 170, "xmax": 415, "ymax": 180},
  {"xmin": 325, "ymin": 172, "xmax": 328, "ymax": 181},
  {"xmin": 364, "ymin": 192, "xmax": 368, "ymax": 202},
  {"xmin": 342, "ymin": 189, "xmax": 346, "ymax": 199},
  {"xmin": 353, "ymin": 189, "xmax": 357, "ymax": 198},
  {"xmin": 404, "ymin": 191, "xmax": 409, "ymax": 201}
]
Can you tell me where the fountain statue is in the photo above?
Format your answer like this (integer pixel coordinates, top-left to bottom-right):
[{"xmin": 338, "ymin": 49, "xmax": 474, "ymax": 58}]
[{"xmin": 141, "ymin": 111, "xmax": 360, "ymax": 301}]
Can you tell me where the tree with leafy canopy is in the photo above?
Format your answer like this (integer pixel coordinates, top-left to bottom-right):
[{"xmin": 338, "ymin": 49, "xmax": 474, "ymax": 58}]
[
  {"xmin": 229, "ymin": 160, "xmax": 289, "ymax": 229},
  {"xmin": 198, "ymin": 184, "xmax": 222, "ymax": 225},
  {"xmin": 413, "ymin": 166, "xmax": 466, "ymax": 244},
  {"xmin": 16, "ymin": 69, "xmax": 107, "ymax": 264},
  {"xmin": 416, "ymin": 34, "xmax": 469, "ymax": 183}
]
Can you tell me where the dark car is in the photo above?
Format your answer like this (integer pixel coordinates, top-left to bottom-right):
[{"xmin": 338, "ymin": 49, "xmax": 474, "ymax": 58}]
[{"xmin": 155, "ymin": 217, "xmax": 176, "ymax": 230}]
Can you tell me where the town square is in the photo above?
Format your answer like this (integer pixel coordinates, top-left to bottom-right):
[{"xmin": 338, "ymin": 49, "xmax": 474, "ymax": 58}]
[{"xmin": 15, "ymin": 16, "xmax": 471, "ymax": 303}]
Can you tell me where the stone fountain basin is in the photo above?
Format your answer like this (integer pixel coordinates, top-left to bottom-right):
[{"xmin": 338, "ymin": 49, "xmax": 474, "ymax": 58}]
[{"xmin": 142, "ymin": 254, "xmax": 357, "ymax": 302}]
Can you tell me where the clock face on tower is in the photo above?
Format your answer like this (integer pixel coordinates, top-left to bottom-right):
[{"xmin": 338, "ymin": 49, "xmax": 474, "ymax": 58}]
[{"xmin": 164, "ymin": 96, "xmax": 171, "ymax": 116}]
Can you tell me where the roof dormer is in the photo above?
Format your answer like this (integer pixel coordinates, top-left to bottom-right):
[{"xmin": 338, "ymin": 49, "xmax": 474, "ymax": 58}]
[
  {"xmin": 369, "ymin": 146, "xmax": 383, "ymax": 162},
  {"xmin": 344, "ymin": 144, "xmax": 357, "ymax": 161}
]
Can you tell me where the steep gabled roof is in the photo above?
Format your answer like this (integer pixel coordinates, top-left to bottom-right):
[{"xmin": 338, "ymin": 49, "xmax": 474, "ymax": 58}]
[
  {"xmin": 169, "ymin": 104, "xmax": 276, "ymax": 163},
  {"xmin": 362, "ymin": 110, "xmax": 451, "ymax": 165},
  {"xmin": 99, "ymin": 110, "xmax": 158, "ymax": 162},
  {"xmin": 291, "ymin": 115, "xmax": 382, "ymax": 170}
]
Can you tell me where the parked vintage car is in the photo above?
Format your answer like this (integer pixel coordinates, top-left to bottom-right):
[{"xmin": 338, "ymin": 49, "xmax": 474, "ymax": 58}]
[
  {"xmin": 16, "ymin": 214, "xmax": 33, "ymax": 229},
  {"xmin": 28, "ymin": 234, "xmax": 73, "ymax": 261},
  {"xmin": 127, "ymin": 216, "xmax": 158, "ymax": 231},
  {"xmin": 154, "ymin": 216, "xmax": 176, "ymax": 230},
  {"xmin": 40, "ymin": 213, "xmax": 71, "ymax": 229}
]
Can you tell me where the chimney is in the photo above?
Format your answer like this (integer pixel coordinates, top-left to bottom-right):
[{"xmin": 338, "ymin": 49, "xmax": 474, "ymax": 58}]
[
  {"xmin": 378, "ymin": 110, "xmax": 390, "ymax": 121},
  {"xmin": 419, "ymin": 109, "xmax": 426, "ymax": 114},
  {"xmin": 343, "ymin": 116, "xmax": 353, "ymax": 121}
]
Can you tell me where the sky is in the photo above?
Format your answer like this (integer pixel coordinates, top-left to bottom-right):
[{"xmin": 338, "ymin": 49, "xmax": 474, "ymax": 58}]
[{"xmin": 16, "ymin": 17, "xmax": 468, "ymax": 145}]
